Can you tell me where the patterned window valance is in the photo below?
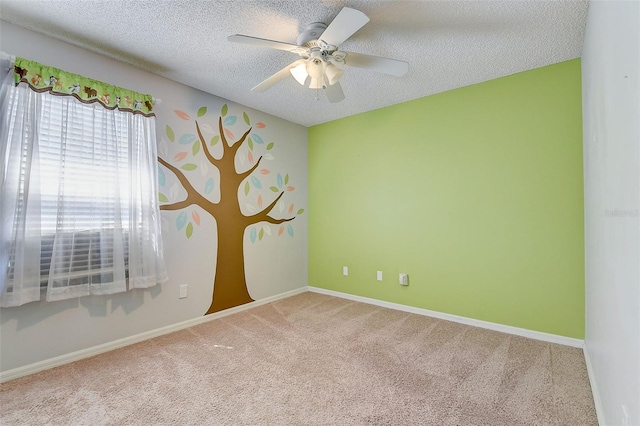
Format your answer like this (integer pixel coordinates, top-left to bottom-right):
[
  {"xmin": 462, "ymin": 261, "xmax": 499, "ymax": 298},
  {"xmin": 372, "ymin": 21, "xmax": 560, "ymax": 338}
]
[{"xmin": 13, "ymin": 57, "xmax": 155, "ymax": 116}]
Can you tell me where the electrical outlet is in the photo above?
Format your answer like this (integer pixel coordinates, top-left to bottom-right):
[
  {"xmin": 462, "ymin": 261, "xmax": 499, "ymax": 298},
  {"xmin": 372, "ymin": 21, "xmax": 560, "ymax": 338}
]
[
  {"xmin": 621, "ymin": 404, "xmax": 629, "ymax": 426},
  {"xmin": 399, "ymin": 273, "xmax": 409, "ymax": 285},
  {"xmin": 377, "ymin": 271, "xmax": 383, "ymax": 281},
  {"xmin": 179, "ymin": 284, "xmax": 188, "ymax": 299},
  {"xmin": 343, "ymin": 266, "xmax": 349, "ymax": 276}
]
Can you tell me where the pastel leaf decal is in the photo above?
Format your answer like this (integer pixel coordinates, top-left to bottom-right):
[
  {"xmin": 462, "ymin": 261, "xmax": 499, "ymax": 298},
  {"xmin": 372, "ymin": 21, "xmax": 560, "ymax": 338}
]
[
  {"xmin": 286, "ymin": 186, "xmax": 295, "ymax": 191},
  {"xmin": 279, "ymin": 201, "xmax": 284, "ymax": 213},
  {"xmin": 170, "ymin": 183, "xmax": 179, "ymax": 200},
  {"xmin": 263, "ymin": 153, "xmax": 274, "ymax": 160},
  {"xmin": 158, "ymin": 193, "xmax": 168, "ymax": 202},
  {"xmin": 277, "ymin": 174, "xmax": 283, "ymax": 188},
  {"xmin": 181, "ymin": 163, "xmax": 197, "ymax": 171},
  {"xmin": 250, "ymin": 227, "xmax": 257, "ymax": 243},
  {"xmin": 287, "ymin": 224, "xmax": 294, "ymax": 237},
  {"xmin": 266, "ymin": 142, "xmax": 274, "ymax": 150},
  {"xmin": 174, "ymin": 152, "xmax": 188, "ymax": 162},
  {"xmin": 243, "ymin": 112, "xmax": 250, "ymax": 125},
  {"xmin": 284, "ymin": 174, "xmax": 290, "ymax": 184},
  {"xmin": 186, "ymin": 222, "xmax": 193, "ymax": 238},
  {"xmin": 176, "ymin": 212, "xmax": 187, "ymax": 230},
  {"xmin": 224, "ymin": 129, "xmax": 235, "ymax": 140},
  {"xmin": 158, "ymin": 166, "xmax": 165, "ymax": 186},
  {"xmin": 192, "ymin": 140, "xmax": 201, "ymax": 155},
  {"xmin": 192, "ymin": 211, "xmax": 201, "ymax": 225},
  {"xmin": 263, "ymin": 225, "xmax": 271, "ymax": 236},
  {"xmin": 248, "ymin": 151, "xmax": 254, "ymax": 164},
  {"xmin": 178, "ymin": 134, "xmax": 197, "ymax": 145},
  {"xmin": 245, "ymin": 203, "xmax": 256, "ymax": 213},
  {"xmin": 204, "ymin": 177, "xmax": 215, "ymax": 194},
  {"xmin": 278, "ymin": 226, "xmax": 285, "ymax": 236},
  {"xmin": 258, "ymin": 228, "xmax": 264, "ymax": 241},
  {"xmin": 251, "ymin": 175, "xmax": 262, "ymax": 189},
  {"xmin": 257, "ymin": 195, "xmax": 263, "ymax": 208},
  {"xmin": 199, "ymin": 159, "xmax": 208, "ymax": 177},
  {"xmin": 252, "ymin": 134, "xmax": 264, "ymax": 145},
  {"xmin": 297, "ymin": 208, "xmax": 305, "ymax": 214},
  {"xmin": 260, "ymin": 169, "xmax": 270, "ymax": 175},
  {"xmin": 210, "ymin": 135, "xmax": 220, "ymax": 146},
  {"xmin": 159, "ymin": 140, "xmax": 169, "ymax": 157},
  {"xmin": 248, "ymin": 137, "xmax": 254, "ymax": 151},
  {"xmin": 289, "ymin": 204, "xmax": 294, "ymax": 214},
  {"xmin": 174, "ymin": 110, "xmax": 190, "ymax": 120},
  {"xmin": 221, "ymin": 104, "xmax": 228, "ymax": 117},
  {"xmin": 255, "ymin": 122, "xmax": 266, "ymax": 128},
  {"xmin": 199, "ymin": 123, "xmax": 215, "ymax": 134},
  {"xmin": 270, "ymin": 186, "xmax": 279, "ymax": 192},
  {"xmin": 224, "ymin": 116, "xmax": 237, "ymax": 126},
  {"xmin": 197, "ymin": 106, "xmax": 207, "ymax": 117},
  {"xmin": 166, "ymin": 125, "xmax": 175, "ymax": 142},
  {"xmin": 244, "ymin": 181, "xmax": 250, "ymax": 196}
]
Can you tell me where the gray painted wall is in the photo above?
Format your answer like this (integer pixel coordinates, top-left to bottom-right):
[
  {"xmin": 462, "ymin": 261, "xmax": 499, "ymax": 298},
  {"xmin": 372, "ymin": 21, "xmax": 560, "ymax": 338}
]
[{"xmin": 0, "ymin": 21, "xmax": 308, "ymax": 373}]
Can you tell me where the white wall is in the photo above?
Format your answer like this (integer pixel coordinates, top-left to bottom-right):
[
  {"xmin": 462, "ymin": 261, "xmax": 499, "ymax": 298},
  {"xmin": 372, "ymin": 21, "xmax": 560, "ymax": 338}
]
[
  {"xmin": 0, "ymin": 22, "xmax": 308, "ymax": 373},
  {"xmin": 582, "ymin": 1, "xmax": 640, "ymax": 425}
]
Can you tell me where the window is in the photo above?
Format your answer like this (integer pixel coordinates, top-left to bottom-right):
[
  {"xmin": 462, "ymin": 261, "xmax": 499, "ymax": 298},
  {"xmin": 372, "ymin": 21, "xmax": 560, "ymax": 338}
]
[{"xmin": 0, "ymin": 55, "xmax": 167, "ymax": 307}]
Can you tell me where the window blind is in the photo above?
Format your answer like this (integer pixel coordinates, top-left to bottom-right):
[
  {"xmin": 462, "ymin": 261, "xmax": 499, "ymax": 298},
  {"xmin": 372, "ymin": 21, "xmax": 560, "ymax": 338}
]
[
  {"xmin": 1, "ymin": 55, "xmax": 167, "ymax": 307},
  {"xmin": 6, "ymin": 94, "xmax": 133, "ymax": 289}
]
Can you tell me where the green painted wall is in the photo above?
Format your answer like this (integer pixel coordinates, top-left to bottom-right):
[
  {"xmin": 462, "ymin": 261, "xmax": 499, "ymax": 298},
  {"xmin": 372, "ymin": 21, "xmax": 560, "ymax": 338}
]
[{"xmin": 309, "ymin": 59, "xmax": 584, "ymax": 338}]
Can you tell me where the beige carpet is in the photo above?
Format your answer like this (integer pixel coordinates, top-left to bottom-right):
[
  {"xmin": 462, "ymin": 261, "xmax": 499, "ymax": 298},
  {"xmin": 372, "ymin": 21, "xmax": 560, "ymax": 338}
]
[{"xmin": 1, "ymin": 292, "xmax": 597, "ymax": 425}]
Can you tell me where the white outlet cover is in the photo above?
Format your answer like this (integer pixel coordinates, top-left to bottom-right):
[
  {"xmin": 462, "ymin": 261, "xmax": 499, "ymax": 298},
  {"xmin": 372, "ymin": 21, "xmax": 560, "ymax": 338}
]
[
  {"xmin": 399, "ymin": 273, "xmax": 409, "ymax": 285},
  {"xmin": 343, "ymin": 266, "xmax": 348, "ymax": 276},
  {"xmin": 377, "ymin": 271, "xmax": 383, "ymax": 281}
]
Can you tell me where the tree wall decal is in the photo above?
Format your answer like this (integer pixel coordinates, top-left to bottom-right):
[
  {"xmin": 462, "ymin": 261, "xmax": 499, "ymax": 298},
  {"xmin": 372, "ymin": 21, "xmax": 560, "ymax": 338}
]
[{"xmin": 158, "ymin": 104, "xmax": 303, "ymax": 315}]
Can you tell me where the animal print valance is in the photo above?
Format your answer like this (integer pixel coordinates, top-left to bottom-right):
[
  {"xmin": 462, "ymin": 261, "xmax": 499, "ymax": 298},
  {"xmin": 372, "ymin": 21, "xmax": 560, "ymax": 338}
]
[{"xmin": 13, "ymin": 57, "xmax": 155, "ymax": 116}]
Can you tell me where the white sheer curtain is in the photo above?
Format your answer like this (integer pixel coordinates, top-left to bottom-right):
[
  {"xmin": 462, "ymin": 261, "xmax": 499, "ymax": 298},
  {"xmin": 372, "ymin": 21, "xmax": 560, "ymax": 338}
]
[{"xmin": 0, "ymin": 56, "xmax": 167, "ymax": 307}]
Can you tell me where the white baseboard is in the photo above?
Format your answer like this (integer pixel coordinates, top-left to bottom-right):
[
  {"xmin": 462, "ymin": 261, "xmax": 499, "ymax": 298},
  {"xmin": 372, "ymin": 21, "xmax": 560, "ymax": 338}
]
[
  {"xmin": 583, "ymin": 342, "xmax": 605, "ymax": 426},
  {"xmin": 307, "ymin": 286, "xmax": 585, "ymax": 348},
  {"xmin": 0, "ymin": 286, "xmax": 307, "ymax": 383},
  {"xmin": 1, "ymin": 285, "xmax": 586, "ymax": 383}
]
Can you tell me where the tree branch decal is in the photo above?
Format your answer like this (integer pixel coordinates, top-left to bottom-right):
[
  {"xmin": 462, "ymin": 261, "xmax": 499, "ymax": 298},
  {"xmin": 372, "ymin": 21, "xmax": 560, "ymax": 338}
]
[
  {"xmin": 158, "ymin": 104, "xmax": 304, "ymax": 315},
  {"xmin": 158, "ymin": 156, "xmax": 217, "ymax": 215},
  {"xmin": 195, "ymin": 120, "xmax": 220, "ymax": 166},
  {"xmin": 245, "ymin": 191, "xmax": 294, "ymax": 225},
  {"xmin": 239, "ymin": 156, "xmax": 263, "ymax": 181}
]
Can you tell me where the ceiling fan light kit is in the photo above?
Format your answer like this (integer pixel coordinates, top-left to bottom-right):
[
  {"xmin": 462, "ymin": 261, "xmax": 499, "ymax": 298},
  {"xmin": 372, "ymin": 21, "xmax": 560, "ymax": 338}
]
[
  {"xmin": 290, "ymin": 63, "xmax": 309, "ymax": 85},
  {"xmin": 228, "ymin": 7, "xmax": 409, "ymax": 103}
]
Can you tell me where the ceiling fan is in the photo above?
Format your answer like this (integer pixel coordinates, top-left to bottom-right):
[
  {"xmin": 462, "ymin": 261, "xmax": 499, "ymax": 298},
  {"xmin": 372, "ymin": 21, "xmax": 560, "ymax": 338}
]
[{"xmin": 228, "ymin": 7, "xmax": 409, "ymax": 103}]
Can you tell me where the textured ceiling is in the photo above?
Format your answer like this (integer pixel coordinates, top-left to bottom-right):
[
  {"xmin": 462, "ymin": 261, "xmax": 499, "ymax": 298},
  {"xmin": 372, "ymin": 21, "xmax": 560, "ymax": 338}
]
[{"xmin": 0, "ymin": 1, "xmax": 588, "ymax": 127}]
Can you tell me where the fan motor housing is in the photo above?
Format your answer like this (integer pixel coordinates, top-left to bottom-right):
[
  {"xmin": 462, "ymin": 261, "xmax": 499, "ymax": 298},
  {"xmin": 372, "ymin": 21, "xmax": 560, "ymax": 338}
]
[{"xmin": 297, "ymin": 22, "xmax": 327, "ymax": 48}]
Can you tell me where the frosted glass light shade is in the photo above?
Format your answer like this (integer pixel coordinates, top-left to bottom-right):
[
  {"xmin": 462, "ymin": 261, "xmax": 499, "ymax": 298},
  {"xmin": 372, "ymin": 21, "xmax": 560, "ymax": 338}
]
[
  {"xmin": 307, "ymin": 59, "xmax": 324, "ymax": 80},
  {"xmin": 325, "ymin": 64, "xmax": 344, "ymax": 86},
  {"xmin": 290, "ymin": 63, "xmax": 308, "ymax": 85},
  {"xmin": 309, "ymin": 77, "xmax": 324, "ymax": 89}
]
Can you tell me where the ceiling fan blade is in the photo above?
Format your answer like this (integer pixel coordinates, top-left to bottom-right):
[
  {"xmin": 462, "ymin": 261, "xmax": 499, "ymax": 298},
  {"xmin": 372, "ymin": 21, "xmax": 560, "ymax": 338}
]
[
  {"xmin": 319, "ymin": 7, "xmax": 370, "ymax": 47},
  {"xmin": 342, "ymin": 51, "xmax": 409, "ymax": 76},
  {"xmin": 251, "ymin": 60, "xmax": 305, "ymax": 92},
  {"xmin": 228, "ymin": 35, "xmax": 300, "ymax": 52},
  {"xmin": 325, "ymin": 81, "xmax": 345, "ymax": 103}
]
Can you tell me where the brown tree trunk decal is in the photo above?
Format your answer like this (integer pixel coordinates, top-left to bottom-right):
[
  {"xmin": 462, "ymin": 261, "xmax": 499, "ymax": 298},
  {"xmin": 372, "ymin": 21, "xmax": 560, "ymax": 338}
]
[{"xmin": 158, "ymin": 108, "xmax": 296, "ymax": 315}]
